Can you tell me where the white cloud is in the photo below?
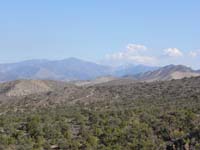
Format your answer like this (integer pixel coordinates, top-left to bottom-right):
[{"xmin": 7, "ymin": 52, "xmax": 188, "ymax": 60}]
[
  {"xmin": 164, "ymin": 48, "xmax": 183, "ymax": 57},
  {"xmin": 189, "ymin": 50, "xmax": 200, "ymax": 57},
  {"xmin": 126, "ymin": 44, "xmax": 147, "ymax": 53},
  {"xmin": 103, "ymin": 44, "xmax": 200, "ymax": 69},
  {"xmin": 127, "ymin": 55, "xmax": 156, "ymax": 64},
  {"xmin": 189, "ymin": 51, "xmax": 197, "ymax": 57},
  {"xmin": 105, "ymin": 44, "xmax": 157, "ymax": 65}
]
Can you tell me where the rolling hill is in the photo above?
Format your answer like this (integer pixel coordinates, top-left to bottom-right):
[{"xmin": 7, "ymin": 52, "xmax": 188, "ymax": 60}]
[
  {"xmin": 1, "ymin": 75, "xmax": 200, "ymax": 109},
  {"xmin": 135, "ymin": 64, "xmax": 200, "ymax": 81},
  {"xmin": 1, "ymin": 76, "xmax": 200, "ymax": 149}
]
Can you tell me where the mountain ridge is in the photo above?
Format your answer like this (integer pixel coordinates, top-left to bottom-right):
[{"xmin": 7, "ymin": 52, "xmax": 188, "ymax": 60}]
[
  {"xmin": 0, "ymin": 58, "xmax": 159, "ymax": 82},
  {"xmin": 0, "ymin": 58, "xmax": 199, "ymax": 82},
  {"xmin": 134, "ymin": 64, "xmax": 200, "ymax": 81},
  {"xmin": 0, "ymin": 58, "xmax": 112, "ymax": 81}
]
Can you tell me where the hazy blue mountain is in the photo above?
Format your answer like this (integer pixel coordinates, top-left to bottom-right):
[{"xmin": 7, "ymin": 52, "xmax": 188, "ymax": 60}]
[
  {"xmin": 0, "ymin": 58, "xmax": 162, "ymax": 82},
  {"xmin": 113, "ymin": 64, "xmax": 158, "ymax": 77},
  {"xmin": 1, "ymin": 58, "xmax": 198, "ymax": 82},
  {"xmin": 0, "ymin": 58, "xmax": 112, "ymax": 81}
]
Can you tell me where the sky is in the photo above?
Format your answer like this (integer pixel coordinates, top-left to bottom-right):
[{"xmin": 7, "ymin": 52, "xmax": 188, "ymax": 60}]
[{"xmin": 0, "ymin": 0, "xmax": 199, "ymax": 68}]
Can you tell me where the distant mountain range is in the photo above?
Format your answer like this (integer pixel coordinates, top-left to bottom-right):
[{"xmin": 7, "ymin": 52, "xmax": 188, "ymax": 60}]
[
  {"xmin": 134, "ymin": 64, "xmax": 200, "ymax": 82},
  {"xmin": 113, "ymin": 64, "xmax": 158, "ymax": 77},
  {"xmin": 0, "ymin": 58, "xmax": 111, "ymax": 81},
  {"xmin": 0, "ymin": 58, "xmax": 158, "ymax": 82},
  {"xmin": 0, "ymin": 57, "xmax": 199, "ymax": 82}
]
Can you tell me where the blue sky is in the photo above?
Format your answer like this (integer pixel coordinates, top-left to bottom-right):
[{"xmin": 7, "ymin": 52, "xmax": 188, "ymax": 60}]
[{"xmin": 0, "ymin": 0, "xmax": 199, "ymax": 68}]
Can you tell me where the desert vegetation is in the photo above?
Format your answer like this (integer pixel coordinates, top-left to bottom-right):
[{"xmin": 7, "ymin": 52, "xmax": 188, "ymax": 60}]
[{"xmin": 1, "ymin": 77, "xmax": 200, "ymax": 149}]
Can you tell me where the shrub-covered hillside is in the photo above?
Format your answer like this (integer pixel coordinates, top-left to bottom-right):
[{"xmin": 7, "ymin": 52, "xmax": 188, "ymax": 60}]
[{"xmin": 1, "ymin": 77, "xmax": 200, "ymax": 149}]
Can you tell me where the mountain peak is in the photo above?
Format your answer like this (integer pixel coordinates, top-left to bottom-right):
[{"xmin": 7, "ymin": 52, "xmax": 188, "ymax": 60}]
[
  {"xmin": 63, "ymin": 57, "xmax": 83, "ymax": 62},
  {"xmin": 162, "ymin": 64, "xmax": 193, "ymax": 71},
  {"xmin": 0, "ymin": 59, "xmax": 199, "ymax": 82},
  {"xmin": 135, "ymin": 64, "xmax": 200, "ymax": 81}
]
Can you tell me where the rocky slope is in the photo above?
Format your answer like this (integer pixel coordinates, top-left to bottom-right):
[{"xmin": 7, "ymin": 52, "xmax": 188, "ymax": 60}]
[{"xmin": 135, "ymin": 65, "xmax": 200, "ymax": 81}]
